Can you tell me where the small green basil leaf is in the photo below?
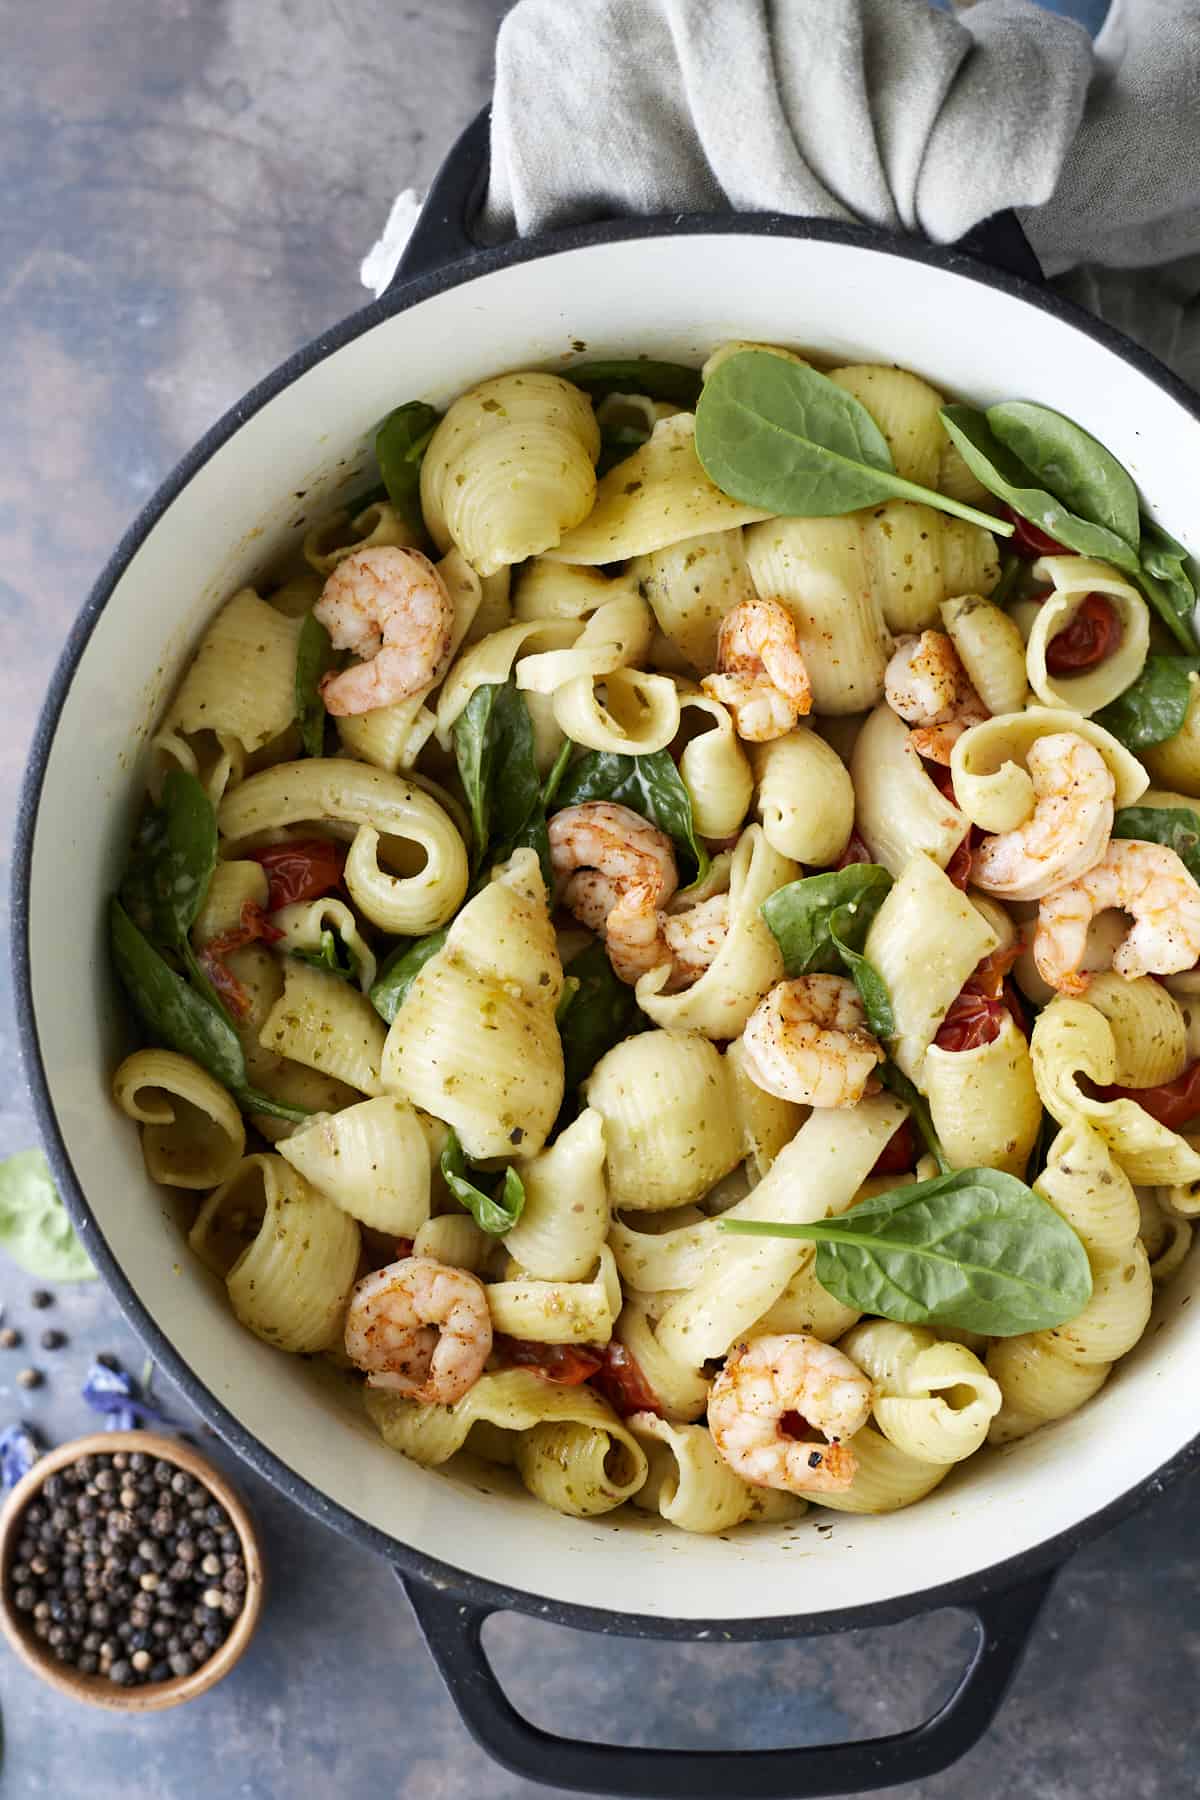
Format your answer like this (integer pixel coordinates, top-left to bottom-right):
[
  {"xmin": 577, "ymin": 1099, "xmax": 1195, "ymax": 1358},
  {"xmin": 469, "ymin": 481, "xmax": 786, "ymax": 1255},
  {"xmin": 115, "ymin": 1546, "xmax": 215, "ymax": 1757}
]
[
  {"xmin": 453, "ymin": 680, "xmax": 546, "ymax": 877},
  {"xmin": 1112, "ymin": 805, "xmax": 1200, "ymax": 885},
  {"xmin": 375, "ymin": 401, "xmax": 440, "ymax": 537},
  {"xmin": 1094, "ymin": 656, "xmax": 1200, "ymax": 751},
  {"xmin": 295, "ymin": 612, "xmax": 337, "ymax": 759},
  {"xmin": 1138, "ymin": 519, "xmax": 1200, "ymax": 652},
  {"xmin": 540, "ymin": 738, "xmax": 574, "ymax": 811},
  {"xmin": 0, "ymin": 1149, "xmax": 96, "ymax": 1281},
  {"xmin": 369, "ymin": 926, "xmax": 449, "ymax": 1025},
  {"xmin": 110, "ymin": 900, "xmax": 310, "ymax": 1124},
  {"xmin": 986, "ymin": 401, "xmax": 1141, "ymax": 550},
  {"xmin": 760, "ymin": 866, "xmax": 893, "ymax": 978},
  {"xmin": 440, "ymin": 1130, "xmax": 525, "ymax": 1235},
  {"xmin": 695, "ymin": 353, "xmax": 1009, "ymax": 535},
  {"xmin": 291, "ymin": 929, "xmax": 358, "ymax": 983},
  {"xmin": 877, "ymin": 1063, "xmax": 950, "ymax": 1175},
  {"xmin": 831, "ymin": 927, "xmax": 895, "ymax": 1039},
  {"xmin": 720, "ymin": 1167, "xmax": 1092, "ymax": 1336},
  {"xmin": 120, "ymin": 768, "xmax": 217, "ymax": 962},
  {"xmin": 567, "ymin": 360, "xmax": 703, "ymax": 408},
  {"xmin": 940, "ymin": 406, "xmax": 1139, "ymax": 570},
  {"xmin": 553, "ymin": 749, "xmax": 709, "ymax": 885},
  {"xmin": 558, "ymin": 941, "xmax": 645, "ymax": 1098}
]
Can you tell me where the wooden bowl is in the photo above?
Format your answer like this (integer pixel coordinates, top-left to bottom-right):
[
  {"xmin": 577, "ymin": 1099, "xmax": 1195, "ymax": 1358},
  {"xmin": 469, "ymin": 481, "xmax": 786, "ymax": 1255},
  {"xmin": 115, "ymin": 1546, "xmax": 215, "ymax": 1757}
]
[{"xmin": 0, "ymin": 1430, "xmax": 264, "ymax": 1712}]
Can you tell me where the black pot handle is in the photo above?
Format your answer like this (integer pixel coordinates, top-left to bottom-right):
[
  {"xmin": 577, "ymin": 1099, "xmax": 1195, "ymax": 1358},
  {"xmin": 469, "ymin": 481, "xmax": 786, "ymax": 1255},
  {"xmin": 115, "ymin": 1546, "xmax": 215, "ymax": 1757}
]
[
  {"xmin": 402, "ymin": 1568, "xmax": 1054, "ymax": 1798},
  {"xmin": 390, "ymin": 105, "xmax": 1043, "ymax": 290},
  {"xmin": 392, "ymin": 108, "xmax": 492, "ymax": 285}
]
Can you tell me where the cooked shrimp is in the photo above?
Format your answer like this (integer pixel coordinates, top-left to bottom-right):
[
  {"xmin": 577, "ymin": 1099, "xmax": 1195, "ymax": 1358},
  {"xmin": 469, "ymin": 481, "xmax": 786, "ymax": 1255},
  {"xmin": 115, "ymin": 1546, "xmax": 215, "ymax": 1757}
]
[
  {"xmin": 702, "ymin": 597, "xmax": 813, "ymax": 741},
  {"xmin": 972, "ymin": 733, "xmax": 1115, "ymax": 903},
  {"xmin": 314, "ymin": 546, "xmax": 454, "ymax": 716},
  {"xmin": 549, "ymin": 802, "xmax": 679, "ymax": 983},
  {"xmin": 708, "ymin": 1333, "xmax": 871, "ymax": 1495},
  {"xmin": 1035, "ymin": 839, "xmax": 1200, "ymax": 996},
  {"xmin": 344, "ymin": 1255, "xmax": 491, "ymax": 1404},
  {"xmin": 740, "ymin": 974, "xmax": 884, "ymax": 1108},
  {"xmin": 603, "ymin": 888, "xmax": 731, "ymax": 988},
  {"xmin": 885, "ymin": 630, "xmax": 987, "ymax": 764}
]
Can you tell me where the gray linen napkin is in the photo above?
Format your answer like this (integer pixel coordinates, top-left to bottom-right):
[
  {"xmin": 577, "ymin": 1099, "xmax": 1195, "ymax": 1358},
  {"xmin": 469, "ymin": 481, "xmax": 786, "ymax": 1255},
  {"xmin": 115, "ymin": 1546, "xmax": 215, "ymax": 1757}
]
[{"xmin": 478, "ymin": 0, "xmax": 1200, "ymax": 384}]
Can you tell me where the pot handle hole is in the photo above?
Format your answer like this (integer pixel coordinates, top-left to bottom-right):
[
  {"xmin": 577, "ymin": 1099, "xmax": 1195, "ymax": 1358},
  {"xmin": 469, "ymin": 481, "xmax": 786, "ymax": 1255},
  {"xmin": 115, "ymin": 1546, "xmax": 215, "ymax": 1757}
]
[{"xmin": 401, "ymin": 1567, "xmax": 1055, "ymax": 1799}]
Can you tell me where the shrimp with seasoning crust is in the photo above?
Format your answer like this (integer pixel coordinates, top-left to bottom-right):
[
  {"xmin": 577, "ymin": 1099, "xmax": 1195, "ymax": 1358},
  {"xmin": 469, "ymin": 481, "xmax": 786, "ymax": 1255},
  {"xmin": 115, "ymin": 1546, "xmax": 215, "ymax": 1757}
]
[
  {"xmin": 740, "ymin": 974, "xmax": 884, "ymax": 1108},
  {"xmin": 344, "ymin": 1255, "xmax": 492, "ymax": 1404},
  {"xmin": 1035, "ymin": 838, "xmax": 1200, "ymax": 996},
  {"xmin": 885, "ymin": 629, "xmax": 988, "ymax": 764},
  {"xmin": 548, "ymin": 802, "xmax": 679, "ymax": 984},
  {"xmin": 971, "ymin": 733, "xmax": 1115, "ymax": 903},
  {"xmin": 604, "ymin": 889, "xmax": 731, "ymax": 989},
  {"xmin": 315, "ymin": 545, "xmax": 454, "ymax": 715},
  {"xmin": 708, "ymin": 1333, "xmax": 871, "ymax": 1495},
  {"xmin": 702, "ymin": 597, "xmax": 813, "ymax": 741}
]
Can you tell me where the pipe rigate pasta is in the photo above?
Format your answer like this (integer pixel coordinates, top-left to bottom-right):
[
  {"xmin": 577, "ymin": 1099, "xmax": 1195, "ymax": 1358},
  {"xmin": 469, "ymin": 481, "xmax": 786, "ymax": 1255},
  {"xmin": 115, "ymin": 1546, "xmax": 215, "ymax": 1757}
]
[
  {"xmin": 420, "ymin": 372, "xmax": 600, "ymax": 575},
  {"xmin": 276, "ymin": 1096, "xmax": 431, "ymax": 1235},
  {"xmin": 629, "ymin": 527, "xmax": 757, "ymax": 672},
  {"xmin": 1025, "ymin": 557, "xmax": 1149, "ymax": 715},
  {"xmin": 189, "ymin": 1154, "xmax": 359, "ymax": 1354},
  {"xmin": 112, "ymin": 1050, "xmax": 245, "ymax": 1190},
  {"xmin": 382, "ymin": 850, "xmax": 564, "ymax": 1160}
]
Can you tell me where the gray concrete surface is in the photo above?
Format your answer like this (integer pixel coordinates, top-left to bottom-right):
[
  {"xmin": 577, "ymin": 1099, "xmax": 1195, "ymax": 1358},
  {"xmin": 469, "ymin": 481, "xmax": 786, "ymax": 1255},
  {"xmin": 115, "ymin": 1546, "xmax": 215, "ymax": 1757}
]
[{"xmin": 0, "ymin": 1, "xmax": 1195, "ymax": 1795}]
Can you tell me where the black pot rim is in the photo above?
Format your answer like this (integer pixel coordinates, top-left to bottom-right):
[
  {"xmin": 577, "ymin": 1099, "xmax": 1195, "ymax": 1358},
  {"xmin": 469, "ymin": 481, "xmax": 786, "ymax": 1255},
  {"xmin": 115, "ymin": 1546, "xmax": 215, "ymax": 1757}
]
[{"xmin": 13, "ymin": 209, "xmax": 1200, "ymax": 1642}]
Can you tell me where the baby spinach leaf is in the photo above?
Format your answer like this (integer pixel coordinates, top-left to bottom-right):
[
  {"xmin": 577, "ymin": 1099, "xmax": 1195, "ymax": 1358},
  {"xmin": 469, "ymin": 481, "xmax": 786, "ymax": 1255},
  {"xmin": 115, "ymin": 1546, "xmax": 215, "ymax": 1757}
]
[
  {"xmin": 878, "ymin": 1064, "xmax": 950, "ymax": 1175},
  {"xmin": 832, "ymin": 933, "xmax": 895, "ymax": 1038},
  {"xmin": 369, "ymin": 925, "xmax": 450, "ymax": 1025},
  {"xmin": 290, "ymin": 929, "xmax": 358, "ymax": 983},
  {"xmin": 720, "ymin": 1166, "xmax": 1092, "ymax": 1336},
  {"xmin": 568, "ymin": 360, "xmax": 703, "ymax": 408},
  {"xmin": 552, "ymin": 749, "xmax": 710, "ymax": 885},
  {"xmin": 695, "ymin": 353, "xmax": 1009, "ymax": 535},
  {"xmin": 454, "ymin": 680, "xmax": 547, "ymax": 880},
  {"xmin": 110, "ymin": 900, "xmax": 309, "ymax": 1125},
  {"xmin": 558, "ymin": 941, "xmax": 644, "ymax": 1097},
  {"xmin": 440, "ymin": 1130, "xmax": 525, "ymax": 1235},
  {"xmin": 939, "ymin": 406, "xmax": 1139, "ymax": 571},
  {"xmin": 295, "ymin": 612, "xmax": 337, "ymax": 759},
  {"xmin": 1095, "ymin": 655, "xmax": 1200, "ymax": 751},
  {"xmin": 120, "ymin": 768, "xmax": 217, "ymax": 998},
  {"xmin": 986, "ymin": 401, "xmax": 1141, "ymax": 550},
  {"xmin": 1112, "ymin": 804, "xmax": 1200, "ymax": 885},
  {"xmin": 0, "ymin": 1149, "xmax": 96, "ymax": 1281},
  {"xmin": 1139, "ymin": 519, "xmax": 1200, "ymax": 652},
  {"xmin": 375, "ymin": 401, "xmax": 440, "ymax": 537},
  {"xmin": 760, "ymin": 865, "xmax": 893, "ymax": 977},
  {"xmin": 990, "ymin": 552, "xmax": 1025, "ymax": 609}
]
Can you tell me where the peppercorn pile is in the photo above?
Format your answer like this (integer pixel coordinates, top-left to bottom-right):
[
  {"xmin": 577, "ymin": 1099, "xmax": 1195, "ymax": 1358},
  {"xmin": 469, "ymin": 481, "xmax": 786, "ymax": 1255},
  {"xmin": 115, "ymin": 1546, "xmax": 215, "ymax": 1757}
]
[{"xmin": 7, "ymin": 1449, "xmax": 247, "ymax": 1686}]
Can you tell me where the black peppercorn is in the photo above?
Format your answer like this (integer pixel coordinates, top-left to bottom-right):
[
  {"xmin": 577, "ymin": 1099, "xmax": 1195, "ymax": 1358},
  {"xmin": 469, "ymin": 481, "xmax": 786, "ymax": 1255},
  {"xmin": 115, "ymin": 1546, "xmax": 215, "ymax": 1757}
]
[
  {"xmin": 40, "ymin": 1330, "xmax": 65, "ymax": 1351},
  {"xmin": 30, "ymin": 1290, "xmax": 53, "ymax": 1309}
]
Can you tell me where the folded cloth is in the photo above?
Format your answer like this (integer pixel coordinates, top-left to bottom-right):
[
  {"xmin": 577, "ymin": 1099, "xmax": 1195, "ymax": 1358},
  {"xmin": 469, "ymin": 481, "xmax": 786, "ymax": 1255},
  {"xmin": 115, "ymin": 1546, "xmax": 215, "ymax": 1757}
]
[{"xmin": 473, "ymin": 0, "xmax": 1200, "ymax": 385}]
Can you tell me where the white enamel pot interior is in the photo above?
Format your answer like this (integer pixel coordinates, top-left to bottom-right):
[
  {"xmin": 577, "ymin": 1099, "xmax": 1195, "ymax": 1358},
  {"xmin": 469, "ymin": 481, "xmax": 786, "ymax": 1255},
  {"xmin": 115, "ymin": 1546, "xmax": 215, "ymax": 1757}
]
[{"xmin": 17, "ymin": 218, "xmax": 1200, "ymax": 1637}]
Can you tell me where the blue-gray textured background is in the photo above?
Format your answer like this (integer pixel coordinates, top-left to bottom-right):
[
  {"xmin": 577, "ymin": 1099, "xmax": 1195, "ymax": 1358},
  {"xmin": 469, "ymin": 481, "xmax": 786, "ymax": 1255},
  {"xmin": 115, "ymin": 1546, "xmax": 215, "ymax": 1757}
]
[{"xmin": 4, "ymin": 2, "xmax": 1197, "ymax": 1796}]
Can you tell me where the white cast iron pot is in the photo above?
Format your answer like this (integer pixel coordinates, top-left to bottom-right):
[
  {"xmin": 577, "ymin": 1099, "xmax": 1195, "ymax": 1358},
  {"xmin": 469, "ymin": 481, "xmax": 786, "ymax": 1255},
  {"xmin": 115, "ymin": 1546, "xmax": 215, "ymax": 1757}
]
[{"xmin": 15, "ymin": 112, "xmax": 1200, "ymax": 1798}]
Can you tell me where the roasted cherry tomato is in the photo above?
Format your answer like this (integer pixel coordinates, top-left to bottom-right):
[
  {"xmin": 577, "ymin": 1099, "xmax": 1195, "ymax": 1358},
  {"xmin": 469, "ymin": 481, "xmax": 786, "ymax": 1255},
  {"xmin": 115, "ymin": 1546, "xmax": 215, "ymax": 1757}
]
[
  {"xmin": 494, "ymin": 1338, "xmax": 605, "ymax": 1386},
  {"xmin": 871, "ymin": 1118, "xmax": 918, "ymax": 1177},
  {"xmin": 1000, "ymin": 504, "xmax": 1068, "ymax": 559},
  {"xmin": 835, "ymin": 829, "xmax": 873, "ymax": 869},
  {"xmin": 933, "ymin": 945, "xmax": 1024, "ymax": 1053},
  {"xmin": 923, "ymin": 763, "xmax": 975, "ymax": 889},
  {"xmin": 1044, "ymin": 593, "xmax": 1122, "ymax": 676},
  {"xmin": 1096, "ymin": 1060, "xmax": 1200, "ymax": 1133},
  {"xmin": 249, "ymin": 838, "xmax": 346, "ymax": 910},
  {"xmin": 198, "ymin": 901, "xmax": 284, "ymax": 1020},
  {"xmin": 589, "ymin": 1341, "xmax": 664, "ymax": 1418}
]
